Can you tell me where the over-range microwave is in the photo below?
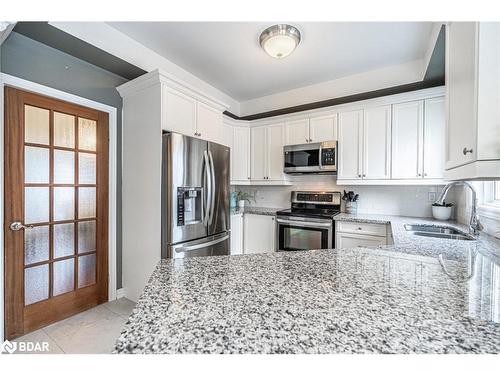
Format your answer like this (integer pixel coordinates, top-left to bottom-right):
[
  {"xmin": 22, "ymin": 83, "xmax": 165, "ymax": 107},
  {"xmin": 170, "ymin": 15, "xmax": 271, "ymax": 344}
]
[{"xmin": 283, "ymin": 141, "xmax": 337, "ymax": 174}]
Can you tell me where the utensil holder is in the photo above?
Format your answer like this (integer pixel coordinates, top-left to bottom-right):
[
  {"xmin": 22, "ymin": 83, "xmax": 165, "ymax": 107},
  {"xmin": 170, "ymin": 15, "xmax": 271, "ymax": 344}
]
[{"xmin": 345, "ymin": 201, "xmax": 357, "ymax": 214}]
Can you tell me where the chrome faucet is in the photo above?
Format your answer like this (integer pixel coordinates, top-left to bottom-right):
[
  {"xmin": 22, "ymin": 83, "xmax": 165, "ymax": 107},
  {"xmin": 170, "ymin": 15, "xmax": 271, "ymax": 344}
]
[{"xmin": 435, "ymin": 181, "xmax": 483, "ymax": 236}]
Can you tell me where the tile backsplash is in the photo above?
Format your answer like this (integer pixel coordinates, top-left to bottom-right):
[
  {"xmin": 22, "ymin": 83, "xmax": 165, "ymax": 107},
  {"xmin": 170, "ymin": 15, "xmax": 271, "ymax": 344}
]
[{"xmin": 235, "ymin": 175, "xmax": 443, "ymax": 218}]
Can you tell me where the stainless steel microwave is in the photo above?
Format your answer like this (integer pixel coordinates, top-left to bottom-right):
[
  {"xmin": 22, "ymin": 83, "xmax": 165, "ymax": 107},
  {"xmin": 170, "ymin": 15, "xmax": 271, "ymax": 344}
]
[{"xmin": 283, "ymin": 141, "xmax": 337, "ymax": 174}]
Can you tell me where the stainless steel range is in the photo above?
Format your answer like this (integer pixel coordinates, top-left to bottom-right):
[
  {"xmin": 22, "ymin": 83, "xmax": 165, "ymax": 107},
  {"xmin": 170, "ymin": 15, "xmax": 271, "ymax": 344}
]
[{"xmin": 276, "ymin": 191, "xmax": 341, "ymax": 251}]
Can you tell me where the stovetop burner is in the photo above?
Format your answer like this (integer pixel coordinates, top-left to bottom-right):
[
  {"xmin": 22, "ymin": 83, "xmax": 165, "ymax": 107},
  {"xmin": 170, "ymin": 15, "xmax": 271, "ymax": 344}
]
[
  {"xmin": 276, "ymin": 191, "xmax": 342, "ymax": 219},
  {"xmin": 276, "ymin": 208, "xmax": 340, "ymax": 219}
]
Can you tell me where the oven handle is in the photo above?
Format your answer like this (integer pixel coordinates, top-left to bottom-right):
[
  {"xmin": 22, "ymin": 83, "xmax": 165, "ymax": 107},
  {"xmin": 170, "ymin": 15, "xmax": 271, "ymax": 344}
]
[{"xmin": 276, "ymin": 218, "xmax": 333, "ymax": 228}]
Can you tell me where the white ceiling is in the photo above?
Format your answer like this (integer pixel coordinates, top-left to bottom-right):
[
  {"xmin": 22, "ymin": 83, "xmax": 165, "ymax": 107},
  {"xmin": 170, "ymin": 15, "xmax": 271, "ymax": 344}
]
[{"xmin": 108, "ymin": 22, "xmax": 435, "ymax": 101}]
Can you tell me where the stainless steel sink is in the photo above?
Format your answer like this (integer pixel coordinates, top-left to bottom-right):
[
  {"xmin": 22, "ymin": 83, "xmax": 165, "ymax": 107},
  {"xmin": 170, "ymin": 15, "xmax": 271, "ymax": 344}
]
[{"xmin": 404, "ymin": 224, "xmax": 475, "ymax": 241}]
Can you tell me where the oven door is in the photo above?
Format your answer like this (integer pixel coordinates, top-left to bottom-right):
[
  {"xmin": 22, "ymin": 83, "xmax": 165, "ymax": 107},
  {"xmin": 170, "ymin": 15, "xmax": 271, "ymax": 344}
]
[{"xmin": 276, "ymin": 216, "xmax": 333, "ymax": 251}]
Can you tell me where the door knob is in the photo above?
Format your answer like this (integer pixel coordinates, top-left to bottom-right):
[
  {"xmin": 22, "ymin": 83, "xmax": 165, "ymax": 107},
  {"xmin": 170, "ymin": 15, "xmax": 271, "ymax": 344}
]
[
  {"xmin": 463, "ymin": 147, "xmax": 473, "ymax": 155},
  {"xmin": 10, "ymin": 222, "xmax": 34, "ymax": 231}
]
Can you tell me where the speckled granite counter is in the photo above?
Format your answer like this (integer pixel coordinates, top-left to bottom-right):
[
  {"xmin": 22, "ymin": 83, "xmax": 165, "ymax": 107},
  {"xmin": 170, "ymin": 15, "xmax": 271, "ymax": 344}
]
[
  {"xmin": 230, "ymin": 206, "xmax": 283, "ymax": 216},
  {"xmin": 115, "ymin": 246, "xmax": 500, "ymax": 353},
  {"xmin": 334, "ymin": 213, "xmax": 500, "ymax": 262}
]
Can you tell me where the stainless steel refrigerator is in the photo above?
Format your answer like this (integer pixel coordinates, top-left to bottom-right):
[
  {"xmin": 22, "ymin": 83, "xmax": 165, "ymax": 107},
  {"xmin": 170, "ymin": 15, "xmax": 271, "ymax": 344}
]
[{"xmin": 161, "ymin": 132, "xmax": 230, "ymax": 259}]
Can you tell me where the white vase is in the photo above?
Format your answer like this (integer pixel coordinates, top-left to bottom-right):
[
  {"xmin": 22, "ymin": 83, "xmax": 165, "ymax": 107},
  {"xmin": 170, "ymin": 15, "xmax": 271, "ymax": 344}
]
[
  {"xmin": 238, "ymin": 200, "xmax": 245, "ymax": 209},
  {"xmin": 432, "ymin": 206, "xmax": 452, "ymax": 221}
]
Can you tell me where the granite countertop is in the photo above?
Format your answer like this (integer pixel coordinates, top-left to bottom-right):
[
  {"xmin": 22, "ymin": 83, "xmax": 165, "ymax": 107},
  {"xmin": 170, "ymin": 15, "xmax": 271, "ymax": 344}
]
[
  {"xmin": 334, "ymin": 213, "xmax": 500, "ymax": 262},
  {"xmin": 230, "ymin": 206, "xmax": 283, "ymax": 216},
  {"xmin": 115, "ymin": 227, "xmax": 500, "ymax": 353}
]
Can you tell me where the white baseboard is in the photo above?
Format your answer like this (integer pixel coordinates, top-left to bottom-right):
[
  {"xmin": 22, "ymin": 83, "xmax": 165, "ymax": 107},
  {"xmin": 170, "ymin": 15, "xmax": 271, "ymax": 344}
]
[{"xmin": 116, "ymin": 288, "xmax": 127, "ymax": 299}]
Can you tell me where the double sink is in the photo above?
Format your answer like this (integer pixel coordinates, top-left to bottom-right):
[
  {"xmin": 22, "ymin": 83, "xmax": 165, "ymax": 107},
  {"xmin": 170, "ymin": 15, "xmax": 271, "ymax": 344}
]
[{"xmin": 404, "ymin": 224, "xmax": 475, "ymax": 241}]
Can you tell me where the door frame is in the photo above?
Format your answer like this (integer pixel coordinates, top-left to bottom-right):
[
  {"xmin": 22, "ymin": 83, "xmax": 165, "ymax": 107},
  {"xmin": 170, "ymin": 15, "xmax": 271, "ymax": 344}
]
[{"xmin": 0, "ymin": 73, "xmax": 118, "ymax": 341}]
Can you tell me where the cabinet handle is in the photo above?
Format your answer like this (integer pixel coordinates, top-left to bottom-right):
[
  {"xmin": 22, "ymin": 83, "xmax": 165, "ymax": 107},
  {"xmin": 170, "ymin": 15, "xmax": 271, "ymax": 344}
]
[
  {"xmin": 247, "ymin": 177, "xmax": 250, "ymax": 179},
  {"xmin": 463, "ymin": 147, "xmax": 473, "ymax": 155},
  {"xmin": 306, "ymin": 139, "xmax": 309, "ymax": 143},
  {"xmin": 424, "ymin": 173, "xmax": 427, "ymax": 177},
  {"xmin": 357, "ymin": 227, "xmax": 362, "ymax": 230},
  {"xmin": 309, "ymin": 138, "xmax": 312, "ymax": 142},
  {"xmin": 362, "ymin": 174, "xmax": 366, "ymax": 177},
  {"xmin": 418, "ymin": 173, "xmax": 422, "ymax": 177},
  {"xmin": 358, "ymin": 174, "xmax": 361, "ymax": 178}
]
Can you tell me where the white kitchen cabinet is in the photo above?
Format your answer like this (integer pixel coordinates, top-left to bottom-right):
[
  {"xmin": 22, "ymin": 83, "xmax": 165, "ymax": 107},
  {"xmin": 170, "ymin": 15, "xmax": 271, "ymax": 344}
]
[
  {"xmin": 196, "ymin": 101, "xmax": 223, "ymax": 144},
  {"xmin": 232, "ymin": 127, "xmax": 251, "ymax": 182},
  {"xmin": 284, "ymin": 119, "xmax": 310, "ymax": 145},
  {"xmin": 164, "ymin": 87, "xmax": 197, "ymax": 136},
  {"xmin": 250, "ymin": 126, "xmax": 267, "ymax": 181},
  {"xmin": 230, "ymin": 214, "xmax": 244, "ymax": 255},
  {"xmin": 266, "ymin": 123, "xmax": 286, "ymax": 180},
  {"xmin": 222, "ymin": 122, "xmax": 233, "ymax": 148},
  {"xmin": 243, "ymin": 214, "xmax": 276, "ymax": 254},
  {"xmin": 423, "ymin": 97, "xmax": 445, "ymax": 179},
  {"xmin": 363, "ymin": 105, "xmax": 391, "ymax": 179},
  {"xmin": 335, "ymin": 221, "xmax": 388, "ymax": 249},
  {"xmin": 309, "ymin": 114, "xmax": 338, "ymax": 143},
  {"xmin": 445, "ymin": 22, "xmax": 500, "ymax": 180},
  {"xmin": 337, "ymin": 110, "xmax": 363, "ymax": 180},
  {"xmin": 391, "ymin": 100, "xmax": 423, "ymax": 179}
]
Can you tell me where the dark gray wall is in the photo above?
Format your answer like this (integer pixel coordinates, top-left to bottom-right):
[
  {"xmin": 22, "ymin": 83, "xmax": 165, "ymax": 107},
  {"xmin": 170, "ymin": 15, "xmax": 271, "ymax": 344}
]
[{"xmin": 1, "ymin": 32, "xmax": 126, "ymax": 288}]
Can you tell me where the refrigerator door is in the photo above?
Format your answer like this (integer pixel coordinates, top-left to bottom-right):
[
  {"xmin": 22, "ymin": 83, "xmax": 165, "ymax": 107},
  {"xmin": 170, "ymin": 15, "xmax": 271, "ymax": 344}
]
[
  {"xmin": 162, "ymin": 133, "xmax": 209, "ymax": 246},
  {"xmin": 166, "ymin": 232, "xmax": 230, "ymax": 259},
  {"xmin": 207, "ymin": 141, "xmax": 230, "ymax": 235}
]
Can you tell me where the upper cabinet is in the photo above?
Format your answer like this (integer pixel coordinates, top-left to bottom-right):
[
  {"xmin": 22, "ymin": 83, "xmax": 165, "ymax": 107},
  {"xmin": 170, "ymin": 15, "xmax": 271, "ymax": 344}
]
[
  {"xmin": 423, "ymin": 97, "xmax": 446, "ymax": 179},
  {"xmin": 231, "ymin": 126, "xmax": 251, "ymax": 183},
  {"xmin": 164, "ymin": 87, "xmax": 197, "ymax": 136},
  {"xmin": 284, "ymin": 114, "xmax": 337, "ymax": 145},
  {"xmin": 363, "ymin": 105, "xmax": 391, "ymax": 179},
  {"xmin": 445, "ymin": 22, "xmax": 500, "ymax": 180},
  {"xmin": 250, "ymin": 123, "xmax": 288, "ymax": 183},
  {"xmin": 196, "ymin": 102, "xmax": 223, "ymax": 144},
  {"xmin": 338, "ymin": 110, "xmax": 363, "ymax": 180}
]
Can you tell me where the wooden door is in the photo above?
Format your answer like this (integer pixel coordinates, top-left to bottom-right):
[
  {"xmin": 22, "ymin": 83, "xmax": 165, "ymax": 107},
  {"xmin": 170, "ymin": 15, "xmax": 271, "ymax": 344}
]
[
  {"xmin": 4, "ymin": 87, "xmax": 109, "ymax": 339},
  {"xmin": 363, "ymin": 105, "xmax": 391, "ymax": 179},
  {"xmin": 423, "ymin": 97, "xmax": 445, "ymax": 179},
  {"xmin": 284, "ymin": 119, "xmax": 309, "ymax": 145},
  {"xmin": 309, "ymin": 114, "xmax": 337, "ymax": 143},
  {"xmin": 266, "ymin": 123, "xmax": 284, "ymax": 181},
  {"xmin": 391, "ymin": 101, "xmax": 423, "ymax": 179},
  {"xmin": 337, "ymin": 110, "xmax": 363, "ymax": 180}
]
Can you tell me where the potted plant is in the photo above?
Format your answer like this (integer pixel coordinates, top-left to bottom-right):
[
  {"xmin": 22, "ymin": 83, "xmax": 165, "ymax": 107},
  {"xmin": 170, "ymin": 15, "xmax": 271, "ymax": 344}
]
[
  {"xmin": 342, "ymin": 190, "xmax": 359, "ymax": 214},
  {"xmin": 431, "ymin": 201, "xmax": 453, "ymax": 221},
  {"xmin": 235, "ymin": 191, "xmax": 255, "ymax": 209}
]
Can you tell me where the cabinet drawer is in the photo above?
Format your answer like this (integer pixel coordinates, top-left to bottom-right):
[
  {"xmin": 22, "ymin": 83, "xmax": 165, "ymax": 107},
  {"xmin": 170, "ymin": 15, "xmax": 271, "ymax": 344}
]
[
  {"xmin": 337, "ymin": 221, "xmax": 387, "ymax": 236},
  {"xmin": 336, "ymin": 232, "xmax": 387, "ymax": 249}
]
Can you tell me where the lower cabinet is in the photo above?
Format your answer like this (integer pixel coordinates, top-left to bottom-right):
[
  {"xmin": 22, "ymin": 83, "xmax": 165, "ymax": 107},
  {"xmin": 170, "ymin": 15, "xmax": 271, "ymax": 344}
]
[
  {"xmin": 335, "ymin": 221, "xmax": 388, "ymax": 248},
  {"xmin": 230, "ymin": 214, "xmax": 244, "ymax": 255},
  {"xmin": 243, "ymin": 214, "xmax": 276, "ymax": 254}
]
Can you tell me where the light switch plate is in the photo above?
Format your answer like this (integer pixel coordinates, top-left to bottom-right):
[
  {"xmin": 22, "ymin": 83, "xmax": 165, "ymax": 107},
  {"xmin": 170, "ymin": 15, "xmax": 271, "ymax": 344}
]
[{"xmin": 428, "ymin": 192, "xmax": 436, "ymax": 202}]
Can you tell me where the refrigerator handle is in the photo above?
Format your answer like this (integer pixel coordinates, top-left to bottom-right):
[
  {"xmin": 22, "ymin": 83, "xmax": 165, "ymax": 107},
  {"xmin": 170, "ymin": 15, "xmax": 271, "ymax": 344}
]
[
  {"xmin": 203, "ymin": 150, "xmax": 211, "ymax": 225},
  {"xmin": 208, "ymin": 150, "xmax": 216, "ymax": 225},
  {"xmin": 173, "ymin": 234, "xmax": 229, "ymax": 253}
]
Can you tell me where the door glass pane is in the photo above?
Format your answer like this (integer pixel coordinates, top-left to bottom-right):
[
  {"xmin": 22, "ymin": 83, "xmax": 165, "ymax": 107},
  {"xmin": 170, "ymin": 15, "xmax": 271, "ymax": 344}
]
[
  {"xmin": 54, "ymin": 223, "xmax": 74, "ymax": 258},
  {"xmin": 25, "ymin": 146, "xmax": 49, "ymax": 183},
  {"xmin": 53, "ymin": 258, "xmax": 74, "ymax": 296},
  {"xmin": 78, "ymin": 254, "xmax": 96, "ymax": 288},
  {"xmin": 54, "ymin": 112, "xmax": 75, "ymax": 148},
  {"xmin": 78, "ymin": 221, "xmax": 96, "ymax": 253},
  {"xmin": 25, "ymin": 105, "xmax": 49, "ymax": 145},
  {"xmin": 78, "ymin": 153, "xmax": 96, "ymax": 184},
  {"xmin": 78, "ymin": 187, "xmax": 96, "ymax": 219},
  {"xmin": 25, "ymin": 225, "xmax": 49, "ymax": 265},
  {"xmin": 78, "ymin": 118, "xmax": 97, "ymax": 151},
  {"xmin": 54, "ymin": 187, "xmax": 74, "ymax": 221},
  {"xmin": 54, "ymin": 150, "xmax": 75, "ymax": 184},
  {"xmin": 25, "ymin": 264, "xmax": 49, "ymax": 305},
  {"xmin": 25, "ymin": 187, "xmax": 49, "ymax": 224}
]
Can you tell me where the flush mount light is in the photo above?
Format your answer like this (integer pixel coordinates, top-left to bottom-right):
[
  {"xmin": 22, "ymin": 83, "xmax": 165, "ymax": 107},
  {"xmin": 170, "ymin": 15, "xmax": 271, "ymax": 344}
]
[{"xmin": 259, "ymin": 24, "xmax": 301, "ymax": 59}]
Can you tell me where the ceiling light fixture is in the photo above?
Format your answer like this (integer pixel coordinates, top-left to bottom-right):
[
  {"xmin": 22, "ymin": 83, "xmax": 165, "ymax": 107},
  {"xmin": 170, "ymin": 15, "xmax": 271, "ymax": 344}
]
[{"xmin": 259, "ymin": 24, "xmax": 301, "ymax": 59}]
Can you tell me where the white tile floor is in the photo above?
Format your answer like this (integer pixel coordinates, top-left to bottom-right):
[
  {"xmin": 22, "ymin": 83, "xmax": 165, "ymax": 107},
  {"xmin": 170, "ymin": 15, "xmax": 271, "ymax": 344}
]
[{"xmin": 13, "ymin": 298, "xmax": 136, "ymax": 354}]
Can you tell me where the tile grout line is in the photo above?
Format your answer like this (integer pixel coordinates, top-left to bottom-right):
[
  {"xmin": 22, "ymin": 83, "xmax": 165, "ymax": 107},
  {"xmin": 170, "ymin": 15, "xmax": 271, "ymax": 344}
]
[{"xmin": 41, "ymin": 328, "xmax": 66, "ymax": 354}]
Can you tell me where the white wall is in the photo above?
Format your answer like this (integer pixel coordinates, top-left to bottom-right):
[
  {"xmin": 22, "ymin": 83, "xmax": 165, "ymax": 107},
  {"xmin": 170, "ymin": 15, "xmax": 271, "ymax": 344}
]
[
  {"xmin": 239, "ymin": 59, "xmax": 425, "ymax": 116},
  {"xmin": 235, "ymin": 175, "xmax": 441, "ymax": 218}
]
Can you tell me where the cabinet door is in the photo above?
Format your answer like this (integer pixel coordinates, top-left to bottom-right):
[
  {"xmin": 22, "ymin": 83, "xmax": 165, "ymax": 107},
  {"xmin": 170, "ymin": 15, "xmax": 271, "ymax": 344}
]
[
  {"xmin": 243, "ymin": 214, "xmax": 275, "ymax": 254},
  {"xmin": 391, "ymin": 101, "xmax": 423, "ymax": 179},
  {"xmin": 338, "ymin": 110, "xmax": 363, "ymax": 179},
  {"xmin": 222, "ymin": 122, "xmax": 233, "ymax": 148},
  {"xmin": 423, "ymin": 97, "xmax": 445, "ymax": 179},
  {"xmin": 336, "ymin": 232, "xmax": 387, "ymax": 249},
  {"xmin": 230, "ymin": 214, "xmax": 243, "ymax": 255},
  {"xmin": 446, "ymin": 22, "xmax": 477, "ymax": 169},
  {"xmin": 267, "ymin": 123, "xmax": 285, "ymax": 180},
  {"xmin": 284, "ymin": 119, "xmax": 310, "ymax": 145},
  {"xmin": 309, "ymin": 114, "xmax": 337, "ymax": 143},
  {"xmin": 164, "ymin": 87, "xmax": 196, "ymax": 136},
  {"xmin": 363, "ymin": 105, "xmax": 391, "ymax": 179},
  {"xmin": 196, "ymin": 102, "xmax": 223, "ymax": 144},
  {"xmin": 250, "ymin": 126, "xmax": 267, "ymax": 180},
  {"xmin": 232, "ymin": 127, "xmax": 250, "ymax": 181}
]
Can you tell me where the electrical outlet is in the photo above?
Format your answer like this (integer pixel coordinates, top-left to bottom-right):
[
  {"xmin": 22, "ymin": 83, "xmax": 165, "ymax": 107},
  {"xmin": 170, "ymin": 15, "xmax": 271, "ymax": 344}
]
[{"xmin": 428, "ymin": 192, "xmax": 436, "ymax": 202}]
